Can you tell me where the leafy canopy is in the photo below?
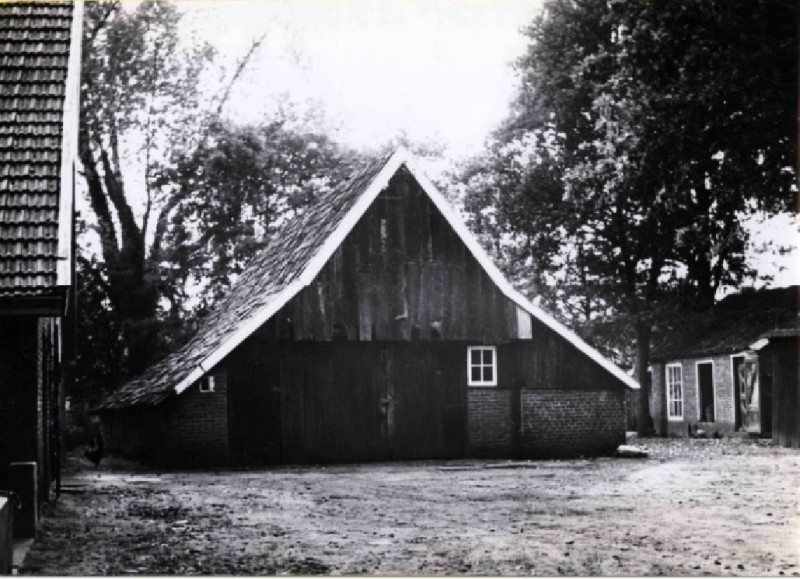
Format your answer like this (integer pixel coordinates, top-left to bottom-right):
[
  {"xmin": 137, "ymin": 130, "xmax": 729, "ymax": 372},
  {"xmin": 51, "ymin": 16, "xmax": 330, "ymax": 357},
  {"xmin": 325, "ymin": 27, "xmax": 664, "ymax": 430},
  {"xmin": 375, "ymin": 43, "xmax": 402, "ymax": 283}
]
[{"xmin": 458, "ymin": 0, "xmax": 797, "ymax": 431}]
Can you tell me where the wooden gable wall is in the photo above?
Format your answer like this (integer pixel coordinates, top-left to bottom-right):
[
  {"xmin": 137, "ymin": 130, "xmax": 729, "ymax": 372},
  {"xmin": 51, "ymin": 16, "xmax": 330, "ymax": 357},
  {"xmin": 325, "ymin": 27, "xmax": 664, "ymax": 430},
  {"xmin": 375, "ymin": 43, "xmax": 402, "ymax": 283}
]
[{"xmin": 265, "ymin": 169, "xmax": 521, "ymax": 344}]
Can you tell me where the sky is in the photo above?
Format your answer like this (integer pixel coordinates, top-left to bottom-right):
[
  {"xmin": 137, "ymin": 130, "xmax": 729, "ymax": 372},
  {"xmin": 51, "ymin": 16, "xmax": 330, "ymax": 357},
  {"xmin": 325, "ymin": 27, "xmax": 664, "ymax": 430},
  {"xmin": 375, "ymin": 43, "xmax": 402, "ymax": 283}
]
[
  {"xmin": 155, "ymin": 1, "xmax": 798, "ymax": 289},
  {"xmin": 181, "ymin": 0, "xmax": 543, "ymax": 158}
]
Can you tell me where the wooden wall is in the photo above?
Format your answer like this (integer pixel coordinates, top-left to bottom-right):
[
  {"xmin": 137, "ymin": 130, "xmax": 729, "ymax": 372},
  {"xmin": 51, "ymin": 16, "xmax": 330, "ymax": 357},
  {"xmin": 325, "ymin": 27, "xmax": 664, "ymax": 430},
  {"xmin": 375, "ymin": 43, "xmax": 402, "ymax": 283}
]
[
  {"xmin": 217, "ymin": 171, "xmax": 630, "ymax": 464},
  {"xmin": 501, "ymin": 318, "xmax": 624, "ymax": 391},
  {"xmin": 227, "ymin": 340, "xmax": 468, "ymax": 464},
  {"xmin": 761, "ymin": 337, "xmax": 799, "ymax": 448},
  {"xmin": 266, "ymin": 171, "xmax": 520, "ymax": 344},
  {"xmin": 224, "ymin": 336, "xmax": 628, "ymax": 464}
]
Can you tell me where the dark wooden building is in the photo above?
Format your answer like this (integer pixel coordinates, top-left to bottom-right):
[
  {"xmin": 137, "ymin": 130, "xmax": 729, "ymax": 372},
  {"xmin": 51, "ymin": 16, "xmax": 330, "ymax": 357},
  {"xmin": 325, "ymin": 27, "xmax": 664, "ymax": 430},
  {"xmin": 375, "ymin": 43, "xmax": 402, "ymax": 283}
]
[
  {"xmin": 754, "ymin": 327, "xmax": 799, "ymax": 448},
  {"xmin": 98, "ymin": 149, "xmax": 638, "ymax": 465},
  {"xmin": 649, "ymin": 286, "xmax": 798, "ymax": 443},
  {"xmin": 0, "ymin": 0, "xmax": 82, "ymax": 534}
]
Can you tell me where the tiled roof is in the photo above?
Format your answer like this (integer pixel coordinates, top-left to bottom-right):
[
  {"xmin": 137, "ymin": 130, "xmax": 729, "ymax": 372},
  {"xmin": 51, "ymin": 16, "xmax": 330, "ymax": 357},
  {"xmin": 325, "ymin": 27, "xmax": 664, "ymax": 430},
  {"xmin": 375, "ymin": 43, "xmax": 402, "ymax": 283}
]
[
  {"xmin": 0, "ymin": 2, "xmax": 74, "ymax": 297},
  {"xmin": 97, "ymin": 153, "xmax": 391, "ymax": 410},
  {"xmin": 652, "ymin": 286, "xmax": 799, "ymax": 361}
]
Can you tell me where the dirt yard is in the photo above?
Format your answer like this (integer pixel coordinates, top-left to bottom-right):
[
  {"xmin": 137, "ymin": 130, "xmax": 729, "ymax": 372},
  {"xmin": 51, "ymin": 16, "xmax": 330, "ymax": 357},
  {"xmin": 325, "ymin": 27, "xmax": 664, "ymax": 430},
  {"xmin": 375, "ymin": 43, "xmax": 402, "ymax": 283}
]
[{"xmin": 20, "ymin": 437, "xmax": 800, "ymax": 576}]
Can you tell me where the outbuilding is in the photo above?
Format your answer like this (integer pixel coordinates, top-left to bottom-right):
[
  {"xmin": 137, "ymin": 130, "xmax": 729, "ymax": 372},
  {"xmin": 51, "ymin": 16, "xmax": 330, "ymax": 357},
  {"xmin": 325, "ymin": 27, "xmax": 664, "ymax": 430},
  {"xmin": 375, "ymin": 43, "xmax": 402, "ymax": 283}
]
[
  {"xmin": 97, "ymin": 149, "xmax": 638, "ymax": 465},
  {"xmin": 649, "ymin": 286, "xmax": 797, "ymax": 442}
]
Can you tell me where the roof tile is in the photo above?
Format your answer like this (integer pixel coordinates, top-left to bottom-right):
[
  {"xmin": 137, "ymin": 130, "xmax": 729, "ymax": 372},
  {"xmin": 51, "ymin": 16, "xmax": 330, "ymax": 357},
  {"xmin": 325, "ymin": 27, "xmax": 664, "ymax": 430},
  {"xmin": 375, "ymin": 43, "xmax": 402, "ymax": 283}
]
[{"xmin": 0, "ymin": 1, "xmax": 74, "ymax": 297}]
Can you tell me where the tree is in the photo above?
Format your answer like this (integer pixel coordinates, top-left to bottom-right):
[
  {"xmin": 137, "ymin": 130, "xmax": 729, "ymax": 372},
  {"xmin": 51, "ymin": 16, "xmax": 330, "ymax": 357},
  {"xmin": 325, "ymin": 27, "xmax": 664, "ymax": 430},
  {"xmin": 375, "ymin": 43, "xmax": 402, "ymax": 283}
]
[
  {"xmin": 156, "ymin": 115, "xmax": 363, "ymax": 327},
  {"xmin": 72, "ymin": 254, "xmax": 126, "ymax": 405},
  {"xmin": 461, "ymin": 0, "xmax": 797, "ymax": 434},
  {"xmin": 79, "ymin": 0, "xmax": 279, "ymax": 375},
  {"xmin": 80, "ymin": 0, "xmax": 220, "ymax": 373}
]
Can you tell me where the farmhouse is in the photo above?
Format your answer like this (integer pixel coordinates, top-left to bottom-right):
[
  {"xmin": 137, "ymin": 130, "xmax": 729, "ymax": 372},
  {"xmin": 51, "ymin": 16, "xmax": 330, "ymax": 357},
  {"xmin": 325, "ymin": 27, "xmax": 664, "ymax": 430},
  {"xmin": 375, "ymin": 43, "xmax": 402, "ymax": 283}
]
[
  {"xmin": 97, "ymin": 149, "xmax": 638, "ymax": 465},
  {"xmin": 0, "ymin": 0, "xmax": 82, "ymax": 546},
  {"xmin": 649, "ymin": 286, "xmax": 798, "ymax": 445}
]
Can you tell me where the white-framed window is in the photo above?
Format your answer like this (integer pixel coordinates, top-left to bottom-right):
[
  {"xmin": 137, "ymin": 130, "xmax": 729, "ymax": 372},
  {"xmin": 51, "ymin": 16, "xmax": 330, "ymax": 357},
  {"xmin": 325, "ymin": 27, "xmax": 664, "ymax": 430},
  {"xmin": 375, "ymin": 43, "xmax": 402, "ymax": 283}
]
[
  {"xmin": 666, "ymin": 363, "xmax": 683, "ymax": 420},
  {"xmin": 468, "ymin": 346, "xmax": 497, "ymax": 387},
  {"xmin": 199, "ymin": 375, "xmax": 216, "ymax": 394}
]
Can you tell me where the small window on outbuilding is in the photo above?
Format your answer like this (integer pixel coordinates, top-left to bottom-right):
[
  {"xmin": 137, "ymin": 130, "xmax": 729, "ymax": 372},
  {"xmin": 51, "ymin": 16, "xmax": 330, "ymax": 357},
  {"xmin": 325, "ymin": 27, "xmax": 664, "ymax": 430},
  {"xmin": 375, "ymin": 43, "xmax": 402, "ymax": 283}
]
[
  {"xmin": 199, "ymin": 375, "xmax": 215, "ymax": 394},
  {"xmin": 468, "ymin": 346, "xmax": 497, "ymax": 387}
]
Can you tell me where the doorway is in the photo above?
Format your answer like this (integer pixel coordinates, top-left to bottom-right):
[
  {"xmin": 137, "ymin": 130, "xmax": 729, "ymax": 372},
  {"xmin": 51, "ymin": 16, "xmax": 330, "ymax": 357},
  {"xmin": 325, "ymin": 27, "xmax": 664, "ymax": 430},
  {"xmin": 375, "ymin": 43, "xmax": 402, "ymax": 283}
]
[{"xmin": 696, "ymin": 361, "xmax": 715, "ymax": 422}]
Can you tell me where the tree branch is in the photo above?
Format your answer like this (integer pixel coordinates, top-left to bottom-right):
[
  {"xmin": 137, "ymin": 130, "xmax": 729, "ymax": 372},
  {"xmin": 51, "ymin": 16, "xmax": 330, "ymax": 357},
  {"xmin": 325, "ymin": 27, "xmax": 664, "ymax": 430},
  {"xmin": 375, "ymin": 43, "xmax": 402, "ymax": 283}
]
[
  {"xmin": 79, "ymin": 135, "xmax": 120, "ymax": 265},
  {"xmin": 211, "ymin": 33, "xmax": 267, "ymax": 119},
  {"xmin": 142, "ymin": 36, "xmax": 163, "ymax": 244},
  {"xmin": 99, "ymin": 148, "xmax": 143, "ymax": 257},
  {"xmin": 84, "ymin": 2, "xmax": 119, "ymax": 49}
]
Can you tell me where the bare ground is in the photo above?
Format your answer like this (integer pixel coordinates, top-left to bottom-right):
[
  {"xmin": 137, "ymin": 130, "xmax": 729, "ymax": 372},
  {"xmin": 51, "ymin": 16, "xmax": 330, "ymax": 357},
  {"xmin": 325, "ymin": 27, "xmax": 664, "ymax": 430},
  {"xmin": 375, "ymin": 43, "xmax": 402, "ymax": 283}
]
[{"xmin": 20, "ymin": 437, "xmax": 800, "ymax": 576}]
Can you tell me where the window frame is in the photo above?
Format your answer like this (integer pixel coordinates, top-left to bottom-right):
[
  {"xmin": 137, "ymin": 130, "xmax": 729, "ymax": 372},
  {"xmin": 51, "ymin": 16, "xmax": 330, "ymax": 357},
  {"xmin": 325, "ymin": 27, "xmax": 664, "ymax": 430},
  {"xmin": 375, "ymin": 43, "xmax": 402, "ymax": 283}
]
[
  {"xmin": 666, "ymin": 362, "xmax": 683, "ymax": 421},
  {"xmin": 467, "ymin": 346, "xmax": 498, "ymax": 387},
  {"xmin": 199, "ymin": 375, "xmax": 216, "ymax": 394}
]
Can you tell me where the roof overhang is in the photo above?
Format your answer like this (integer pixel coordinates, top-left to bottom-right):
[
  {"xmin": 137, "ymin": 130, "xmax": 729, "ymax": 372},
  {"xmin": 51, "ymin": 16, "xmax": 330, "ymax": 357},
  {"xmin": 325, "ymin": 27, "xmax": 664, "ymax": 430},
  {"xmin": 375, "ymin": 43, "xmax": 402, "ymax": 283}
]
[
  {"xmin": 0, "ymin": 289, "xmax": 68, "ymax": 316},
  {"xmin": 55, "ymin": 0, "xmax": 83, "ymax": 289},
  {"xmin": 173, "ymin": 147, "xmax": 640, "ymax": 395}
]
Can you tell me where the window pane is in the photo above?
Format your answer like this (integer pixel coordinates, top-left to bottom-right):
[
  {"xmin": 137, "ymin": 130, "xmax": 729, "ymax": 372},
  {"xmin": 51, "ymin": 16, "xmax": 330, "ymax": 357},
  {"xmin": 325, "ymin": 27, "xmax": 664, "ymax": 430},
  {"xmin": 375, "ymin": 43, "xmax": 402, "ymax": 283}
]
[
  {"xmin": 471, "ymin": 367, "xmax": 481, "ymax": 382},
  {"xmin": 471, "ymin": 349, "xmax": 481, "ymax": 365},
  {"xmin": 483, "ymin": 348, "xmax": 493, "ymax": 364},
  {"xmin": 483, "ymin": 366, "xmax": 493, "ymax": 382}
]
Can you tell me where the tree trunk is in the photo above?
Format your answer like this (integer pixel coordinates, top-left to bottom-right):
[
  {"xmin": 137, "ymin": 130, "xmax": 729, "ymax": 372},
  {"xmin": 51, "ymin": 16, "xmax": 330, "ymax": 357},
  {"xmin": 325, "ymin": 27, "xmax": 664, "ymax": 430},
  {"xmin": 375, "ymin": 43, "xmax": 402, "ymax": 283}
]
[{"xmin": 635, "ymin": 319, "xmax": 655, "ymax": 437}]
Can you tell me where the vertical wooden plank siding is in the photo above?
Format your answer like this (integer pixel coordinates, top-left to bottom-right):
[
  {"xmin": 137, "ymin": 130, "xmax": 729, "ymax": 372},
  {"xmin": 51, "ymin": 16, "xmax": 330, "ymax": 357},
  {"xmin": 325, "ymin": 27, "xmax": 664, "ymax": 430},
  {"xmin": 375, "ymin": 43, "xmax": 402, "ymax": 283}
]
[
  {"xmin": 282, "ymin": 173, "xmax": 519, "ymax": 343},
  {"xmin": 765, "ymin": 338, "xmax": 799, "ymax": 448}
]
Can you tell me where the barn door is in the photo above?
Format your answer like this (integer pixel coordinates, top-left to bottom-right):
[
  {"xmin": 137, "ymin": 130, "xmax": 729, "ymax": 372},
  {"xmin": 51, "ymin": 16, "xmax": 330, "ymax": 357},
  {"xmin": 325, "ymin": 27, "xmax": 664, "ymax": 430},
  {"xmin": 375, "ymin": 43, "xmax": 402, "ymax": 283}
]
[
  {"xmin": 387, "ymin": 343, "xmax": 466, "ymax": 459},
  {"xmin": 278, "ymin": 342, "xmax": 465, "ymax": 462},
  {"xmin": 280, "ymin": 343, "xmax": 385, "ymax": 462}
]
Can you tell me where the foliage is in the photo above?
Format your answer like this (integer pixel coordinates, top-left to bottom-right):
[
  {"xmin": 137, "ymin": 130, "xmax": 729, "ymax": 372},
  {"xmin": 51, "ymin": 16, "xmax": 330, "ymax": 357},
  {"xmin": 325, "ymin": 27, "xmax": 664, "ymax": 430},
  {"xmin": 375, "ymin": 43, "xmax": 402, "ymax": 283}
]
[
  {"xmin": 79, "ymin": 0, "xmax": 218, "ymax": 374},
  {"xmin": 157, "ymin": 116, "xmax": 363, "ymax": 326},
  {"xmin": 72, "ymin": 253, "xmax": 126, "ymax": 405},
  {"xmin": 459, "ymin": 0, "xmax": 797, "ymax": 431},
  {"xmin": 76, "ymin": 1, "xmax": 359, "ymax": 392}
]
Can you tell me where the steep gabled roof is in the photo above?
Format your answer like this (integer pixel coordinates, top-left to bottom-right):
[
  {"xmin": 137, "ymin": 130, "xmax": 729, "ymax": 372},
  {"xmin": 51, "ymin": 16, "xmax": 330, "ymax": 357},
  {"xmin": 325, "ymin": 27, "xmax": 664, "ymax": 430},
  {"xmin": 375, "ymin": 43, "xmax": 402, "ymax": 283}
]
[
  {"xmin": 652, "ymin": 286, "xmax": 799, "ymax": 361},
  {"xmin": 0, "ymin": 1, "xmax": 81, "ymax": 301},
  {"xmin": 99, "ymin": 149, "xmax": 638, "ymax": 411}
]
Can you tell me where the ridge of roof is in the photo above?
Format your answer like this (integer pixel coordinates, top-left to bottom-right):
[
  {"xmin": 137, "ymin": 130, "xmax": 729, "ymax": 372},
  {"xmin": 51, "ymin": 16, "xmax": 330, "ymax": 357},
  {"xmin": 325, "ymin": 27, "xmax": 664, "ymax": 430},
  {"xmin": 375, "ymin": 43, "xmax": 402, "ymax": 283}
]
[{"xmin": 99, "ymin": 148, "xmax": 638, "ymax": 411}]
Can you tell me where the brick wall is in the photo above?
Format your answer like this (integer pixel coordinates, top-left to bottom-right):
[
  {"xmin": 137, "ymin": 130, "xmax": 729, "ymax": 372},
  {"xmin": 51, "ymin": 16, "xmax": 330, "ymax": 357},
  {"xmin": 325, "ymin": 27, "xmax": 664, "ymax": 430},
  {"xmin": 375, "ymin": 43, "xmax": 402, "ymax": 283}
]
[
  {"xmin": 163, "ymin": 369, "xmax": 229, "ymax": 464},
  {"xmin": 651, "ymin": 363, "xmax": 665, "ymax": 435},
  {"xmin": 467, "ymin": 389, "xmax": 515, "ymax": 457},
  {"xmin": 520, "ymin": 389, "xmax": 625, "ymax": 457},
  {"xmin": 654, "ymin": 356, "xmax": 739, "ymax": 437}
]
